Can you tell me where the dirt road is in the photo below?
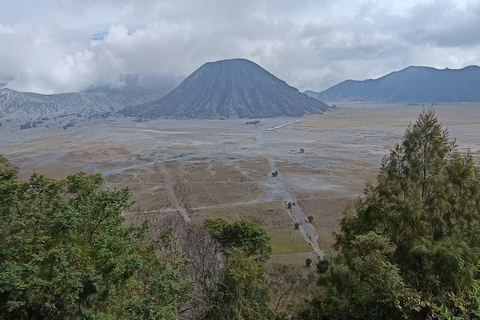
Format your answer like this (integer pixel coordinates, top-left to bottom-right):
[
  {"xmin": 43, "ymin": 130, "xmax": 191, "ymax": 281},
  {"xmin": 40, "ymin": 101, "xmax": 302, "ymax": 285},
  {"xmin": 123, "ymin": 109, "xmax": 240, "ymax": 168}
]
[{"xmin": 159, "ymin": 164, "xmax": 191, "ymax": 223}]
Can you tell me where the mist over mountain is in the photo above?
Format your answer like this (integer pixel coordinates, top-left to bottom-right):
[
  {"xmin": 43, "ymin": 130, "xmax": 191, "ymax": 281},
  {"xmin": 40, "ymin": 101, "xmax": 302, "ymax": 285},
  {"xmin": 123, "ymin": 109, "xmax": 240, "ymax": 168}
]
[
  {"xmin": 307, "ymin": 66, "xmax": 480, "ymax": 102},
  {"xmin": 121, "ymin": 59, "xmax": 330, "ymax": 119},
  {"xmin": 0, "ymin": 73, "xmax": 182, "ymax": 119},
  {"xmin": 83, "ymin": 73, "xmax": 183, "ymax": 107}
]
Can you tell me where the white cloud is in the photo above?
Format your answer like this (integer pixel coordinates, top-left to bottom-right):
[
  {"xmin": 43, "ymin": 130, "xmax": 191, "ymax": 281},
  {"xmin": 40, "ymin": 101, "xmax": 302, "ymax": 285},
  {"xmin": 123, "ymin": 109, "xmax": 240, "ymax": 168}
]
[
  {"xmin": 1, "ymin": 0, "xmax": 480, "ymax": 93},
  {"xmin": 0, "ymin": 24, "xmax": 14, "ymax": 34}
]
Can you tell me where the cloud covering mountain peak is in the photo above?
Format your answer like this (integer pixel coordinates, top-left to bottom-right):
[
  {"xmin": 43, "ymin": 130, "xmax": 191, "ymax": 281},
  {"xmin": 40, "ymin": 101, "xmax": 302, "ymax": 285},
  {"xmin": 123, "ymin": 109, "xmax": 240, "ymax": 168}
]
[{"xmin": 1, "ymin": 0, "xmax": 480, "ymax": 94}]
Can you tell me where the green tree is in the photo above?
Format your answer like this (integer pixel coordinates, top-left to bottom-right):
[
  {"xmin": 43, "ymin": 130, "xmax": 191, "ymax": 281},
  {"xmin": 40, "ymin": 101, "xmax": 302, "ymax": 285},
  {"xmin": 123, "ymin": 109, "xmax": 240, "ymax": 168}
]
[
  {"xmin": 0, "ymin": 155, "xmax": 18, "ymax": 181},
  {"xmin": 205, "ymin": 218, "xmax": 272, "ymax": 261},
  {"xmin": 320, "ymin": 233, "xmax": 422, "ymax": 319},
  {"xmin": 294, "ymin": 296, "xmax": 333, "ymax": 320},
  {"xmin": 311, "ymin": 109, "xmax": 480, "ymax": 319},
  {"xmin": 294, "ymin": 222, "xmax": 300, "ymax": 229},
  {"xmin": 306, "ymin": 258, "xmax": 312, "ymax": 267},
  {"xmin": 205, "ymin": 219, "xmax": 273, "ymax": 319},
  {"xmin": 206, "ymin": 248, "xmax": 271, "ymax": 320},
  {"xmin": 316, "ymin": 259, "xmax": 329, "ymax": 274},
  {"xmin": 307, "ymin": 216, "xmax": 313, "ymax": 223},
  {"xmin": 0, "ymin": 162, "xmax": 193, "ymax": 320}
]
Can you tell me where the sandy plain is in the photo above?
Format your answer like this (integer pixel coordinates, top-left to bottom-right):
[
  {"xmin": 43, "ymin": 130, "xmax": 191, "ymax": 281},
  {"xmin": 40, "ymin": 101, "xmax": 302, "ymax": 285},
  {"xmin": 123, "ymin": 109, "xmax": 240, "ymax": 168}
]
[{"xmin": 1, "ymin": 102, "xmax": 480, "ymax": 265}]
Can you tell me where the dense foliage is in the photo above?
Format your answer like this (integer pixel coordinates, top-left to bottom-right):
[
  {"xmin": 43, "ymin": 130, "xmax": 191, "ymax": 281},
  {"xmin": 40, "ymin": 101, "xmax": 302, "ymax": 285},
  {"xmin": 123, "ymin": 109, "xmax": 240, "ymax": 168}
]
[
  {"xmin": 204, "ymin": 218, "xmax": 273, "ymax": 319},
  {"xmin": 205, "ymin": 218, "xmax": 272, "ymax": 261},
  {"xmin": 0, "ymin": 160, "xmax": 193, "ymax": 320},
  {"xmin": 3, "ymin": 108, "xmax": 480, "ymax": 320},
  {"xmin": 307, "ymin": 109, "xmax": 480, "ymax": 319}
]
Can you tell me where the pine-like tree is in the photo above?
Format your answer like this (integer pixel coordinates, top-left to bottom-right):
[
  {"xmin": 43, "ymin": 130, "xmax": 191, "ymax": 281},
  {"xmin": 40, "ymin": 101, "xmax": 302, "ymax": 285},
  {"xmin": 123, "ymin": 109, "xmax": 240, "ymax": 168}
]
[{"xmin": 321, "ymin": 109, "xmax": 480, "ymax": 319}]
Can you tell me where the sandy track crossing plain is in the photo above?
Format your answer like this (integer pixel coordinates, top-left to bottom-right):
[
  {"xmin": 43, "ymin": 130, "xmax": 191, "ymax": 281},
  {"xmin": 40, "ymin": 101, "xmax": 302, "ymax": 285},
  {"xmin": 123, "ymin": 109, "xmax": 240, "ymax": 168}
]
[{"xmin": 2, "ymin": 102, "xmax": 480, "ymax": 264}]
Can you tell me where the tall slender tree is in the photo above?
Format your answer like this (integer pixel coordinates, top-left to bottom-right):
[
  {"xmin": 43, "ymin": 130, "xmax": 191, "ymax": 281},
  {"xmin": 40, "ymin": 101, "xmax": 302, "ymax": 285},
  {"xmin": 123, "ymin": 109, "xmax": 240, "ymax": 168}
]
[
  {"xmin": 317, "ymin": 109, "xmax": 480, "ymax": 319},
  {"xmin": 204, "ymin": 218, "xmax": 273, "ymax": 320}
]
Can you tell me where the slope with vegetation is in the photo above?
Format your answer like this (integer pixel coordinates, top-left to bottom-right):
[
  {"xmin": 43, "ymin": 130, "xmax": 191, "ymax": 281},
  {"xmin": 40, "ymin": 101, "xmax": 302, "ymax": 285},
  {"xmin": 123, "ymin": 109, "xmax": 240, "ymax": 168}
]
[
  {"xmin": 2, "ymin": 109, "xmax": 480, "ymax": 319},
  {"xmin": 0, "ymin": 160, "xmax": 194, "ymax": 319},
  {"xmin": 0, "ymin": 159, "xmax": 306, "ymax": 319},
  {"xmin": 297, "ymin": 109, "xmax": 480, "ymax": 319}
]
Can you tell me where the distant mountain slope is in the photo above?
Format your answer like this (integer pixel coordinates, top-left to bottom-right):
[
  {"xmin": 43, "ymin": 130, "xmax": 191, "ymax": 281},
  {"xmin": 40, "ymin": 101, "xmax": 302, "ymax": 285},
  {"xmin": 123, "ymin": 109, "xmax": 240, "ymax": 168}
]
[
  {"xmin": 307, "ymin": 65, "xmax": 480, "ymax": 102},
  {"xmin": 121, "ymin": 58, "xmax": 330, "ymax": 119},
  {"xmin": 0, "ymin": 89, "xmax": 117, "ymax": 119},
  {"xmin": 83, "ymin": 73, "xmax": 182, "ymax": 107},
  {"xmin": 0, "ymin": 73, "xmax": 182, "ymax": 119}
]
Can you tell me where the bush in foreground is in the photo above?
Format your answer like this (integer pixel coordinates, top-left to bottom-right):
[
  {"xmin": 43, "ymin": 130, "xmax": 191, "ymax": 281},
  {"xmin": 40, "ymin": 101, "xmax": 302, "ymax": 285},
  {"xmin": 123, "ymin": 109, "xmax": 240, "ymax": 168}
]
[{"xmin": 0, "ymin": 157, "xmax": 193, "ymax": 319}]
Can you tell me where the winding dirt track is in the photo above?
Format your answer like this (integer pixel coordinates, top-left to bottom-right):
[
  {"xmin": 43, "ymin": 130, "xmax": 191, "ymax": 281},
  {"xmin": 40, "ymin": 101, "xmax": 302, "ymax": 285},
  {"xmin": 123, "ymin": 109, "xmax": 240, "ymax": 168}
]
[
  {"xmin": 257, "ymin": 126, "xmax": 325, "ymax": 258},
  {"xmin": 159, "ymin": 164, "xmax": 191, "ymax": 223},
  {"xmin": 119, "ymin": 121, "xmax": 326, "ymax": 258}
]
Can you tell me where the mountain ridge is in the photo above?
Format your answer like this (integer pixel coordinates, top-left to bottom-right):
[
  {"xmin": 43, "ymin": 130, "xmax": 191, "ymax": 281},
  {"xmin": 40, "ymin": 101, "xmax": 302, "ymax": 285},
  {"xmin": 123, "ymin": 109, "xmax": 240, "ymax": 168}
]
[
  {"xmin": 306, "ymin": 65, "xmax": 480, "ymax": 102},
  {"xmin": 0, "ymin": 73, "xmax": 182, "ymax": 119}
]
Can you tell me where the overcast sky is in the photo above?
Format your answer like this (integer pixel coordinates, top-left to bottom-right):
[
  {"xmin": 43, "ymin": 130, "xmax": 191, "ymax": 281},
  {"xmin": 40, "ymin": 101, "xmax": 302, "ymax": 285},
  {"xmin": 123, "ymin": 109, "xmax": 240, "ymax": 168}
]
[{"xmin": 1, "ymin": 0, "xmax": 479, "ymax": 94}]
